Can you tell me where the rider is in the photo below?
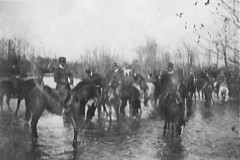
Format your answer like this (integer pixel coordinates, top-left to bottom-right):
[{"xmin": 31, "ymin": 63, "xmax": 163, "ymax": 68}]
[
  {"xmin": 54, "ymin": 57, "xmax": 73, "ymax": 106},
  {"xmin": 9, "ymin": 59, "xmax": 21, "ymax": 95},
  {"xmin": 109, "ymin": 62, "xmax": 123, "ymax": 89},
  {"xmin": 216, "ymin": 69, "xmax": 227, "ymax": 84},
  {"xmin": 159, "ymin": 62, "xmax": 184, "ymax": 111}
]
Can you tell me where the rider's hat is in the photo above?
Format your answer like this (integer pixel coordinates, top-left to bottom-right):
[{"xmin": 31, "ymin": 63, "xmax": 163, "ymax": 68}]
[
  {"xmin": 167, "ymin": 62, "xmax": 173, "ymax": 69},
  {"xmin": 112, "ymin": 62, "xmax": 118, "ymax": 68},
  {"xmin": 59, "ymin": 57, "xmax": 66, "ymax": 63},
  {"xmin": 85, "ymin": 69, "xmax": 91, "ymax": 74}
]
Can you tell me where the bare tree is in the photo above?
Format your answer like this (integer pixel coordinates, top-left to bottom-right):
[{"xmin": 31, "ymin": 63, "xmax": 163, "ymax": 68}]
[{"xmin": 136, "ymin": 37, "xmax": 158, "ymax": 72}]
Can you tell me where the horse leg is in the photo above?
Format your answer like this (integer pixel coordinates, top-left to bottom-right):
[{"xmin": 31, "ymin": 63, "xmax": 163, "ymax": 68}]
[
  {"xmin": 163, "ymin": 120, "xmax": 167, "ymax": 136},
  {"xmin": 171, "ymin": 123, "xmax": 174, "ymax": 136},
  {"xmin": 113, "ymin": 100, "xmax": 120, "ymax": 122},
  {"xmin": 15, "ymin": 98, "xmax": 22, "ymax": 115},
  {"xmin": 197, "ymin": 89, "xmax": 200, "ymax": 100},
  {"xmin": 31, "ymin": 108, "xmax": 44, "ymax": 140},
  {"xmin": 97, "ymin": 103, "xmax": 101, "ymax": 120},
  {"xmin": 69, "ymin": 113, "xmax": 79, "ymax": 148},
  {"xmin": 0, "ymin": 93, "xmax": 3, "ymax": 112},
  {"xmin": 79, "ymin": 100, "xmax": 87, "ymax": 119},
  {"xmin": 109, "ymin": 104, "xmax": 112, "ymax": 123},
  {"xmin": 6, "ymin": 95, "xmax": 12, "ymax": 112},
  {"xmin": 120, "ymin": 99, "xmax": 127, "ymax": 117},
  {"xmin": 102, "ymin": 103, "xmax": 108, "ymax": 118}
]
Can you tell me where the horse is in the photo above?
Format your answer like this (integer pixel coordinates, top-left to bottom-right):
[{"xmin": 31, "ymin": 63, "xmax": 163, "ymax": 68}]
[
  {"xmin": 195, "ymin": 77, "xmax": 206, "ymax": 100},
  {"xmin": 108, "ymin": 68, "xmax": 142, "ymax": 119},
  {"xmin": 119, "ymin": 83, "xmax": 141, "ymax": 119},
  {"xmin": 71, "ymin": 79, "xmax": 102, "ymax": 119},
  {"xmin": 26, "ymin": 80, "xmax": 101, "ymax": 148},
  {"xmin": 202, "ymin": 82, "xmax": 214, "ymax": 106},
  {"xmin": 161, "ymin": 92, "xmax": 185, "ymax": 136},
  {"xmin": 101, "ymin": 86, "xmax": 121, "ymax": 122},
  {"xmin": 218, "ymin": 82, "xmax": 229, "ymax": 102},
  {"xmin": 0, "ymin": 77, "xmax": 43, "ymax": 115}
]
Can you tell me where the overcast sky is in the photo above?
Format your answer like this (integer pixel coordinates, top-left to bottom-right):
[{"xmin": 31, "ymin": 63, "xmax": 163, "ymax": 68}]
[{"xmin": 0, "ymin": 0, "xmax": 219, "ymax": 61}]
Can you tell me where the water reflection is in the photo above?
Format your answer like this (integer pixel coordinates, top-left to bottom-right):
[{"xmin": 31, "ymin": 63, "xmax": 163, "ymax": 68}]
[
  {"xmin": 201, "ymin": 106, "xmax": 213, "ymax": 121},
  {"xmin": 0, "ymin": 95, "xmax": 240, "ymax": 159},
  {"xmin": 156, "ymin": 136, "xmax": 185, "ymax": 160}
]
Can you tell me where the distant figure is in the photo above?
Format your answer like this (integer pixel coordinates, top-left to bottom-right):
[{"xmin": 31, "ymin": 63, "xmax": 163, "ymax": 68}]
[
  {"xmin": 217, "ymin": 70, "xmax": 227, "ymax": 84},
  {"xmin": 54, "ymin": 57, "xmax": 73, "ymax": 105}
]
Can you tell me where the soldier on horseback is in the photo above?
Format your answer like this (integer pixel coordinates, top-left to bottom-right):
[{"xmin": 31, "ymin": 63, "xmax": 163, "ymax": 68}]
[
  {"xmin": 217, "ymin": 70, "xmax": 227, "ymax": 84},
  {"xmin": 109, "ymin": 62, "xmax": 123, "ymax": 89},
  {"xmin": 54, "ymin": 57, "xmax": 73, "ymax": 106},
  {"xmin": 9, "ymin": 59, "xmax": 21, "ymax": 96},
  {"xmin": 159, "ymin": 62, "xmax": 184, "ymax": 111}
]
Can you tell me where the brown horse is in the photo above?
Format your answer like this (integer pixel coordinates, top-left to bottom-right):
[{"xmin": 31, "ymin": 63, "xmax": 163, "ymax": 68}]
[
  {"xmin": 119, "ymin": 84, "xmax": 141, "ymax": 118},
  {"xmin": 161, "ymin": 92, "xmax": 185, "ymax": 136},
  {"xmin": 202, "ymin": 82, "xmax": 214, "ymax": 106},
  {"xmin": 65, "ymin": 80, "xmax": 101, "ymax": 147},
  {"xmin": 0, "ymin": 77, "xmax": 43, "ymax": 116},
  {"xmin": 26, "ymin": 80, "xmax": 102, "ymax": 148}
]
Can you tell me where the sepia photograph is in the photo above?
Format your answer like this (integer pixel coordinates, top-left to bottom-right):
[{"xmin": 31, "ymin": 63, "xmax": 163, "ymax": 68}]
[{"xmin": 0, "ymin": 0, "xmax": 239, "ymax": 159}]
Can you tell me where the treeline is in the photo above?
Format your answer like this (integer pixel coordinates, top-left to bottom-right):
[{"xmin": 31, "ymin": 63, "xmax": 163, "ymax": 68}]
[
  {"xmin": 0, "ymin": 37, "xmax": 239, "ymax": 80},
  {"xmin": 0, "ymin": 38, "xmax": 121, "ymax": 78}
]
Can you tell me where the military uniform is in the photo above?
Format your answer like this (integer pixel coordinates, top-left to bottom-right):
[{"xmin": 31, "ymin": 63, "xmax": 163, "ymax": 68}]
[
  {"xmin": 54, "ymin": 57, "xmax": 73, "ymax": 105},
  {"xmin": 159, "ymin": 63, "xmax": 183, "ymax": 111},
  {"xmin": 110, "ymin": 68, "xmax": 123, "ymax": 88},
  {"xmin": 9, "ymin": 61, "xmax": 21, "ymax": 92}
]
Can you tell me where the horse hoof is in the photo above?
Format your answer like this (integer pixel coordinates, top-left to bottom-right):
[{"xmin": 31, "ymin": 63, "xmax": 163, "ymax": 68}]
[{"xmin": 73, "ymin": 140, "xmax": 77, "ymax": 148}]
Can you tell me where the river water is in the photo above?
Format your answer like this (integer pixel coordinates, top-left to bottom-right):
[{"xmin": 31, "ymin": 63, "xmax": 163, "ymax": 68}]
[{"xmin": 0, "ymin": 77, "xmax": 239, "ymax": 160}]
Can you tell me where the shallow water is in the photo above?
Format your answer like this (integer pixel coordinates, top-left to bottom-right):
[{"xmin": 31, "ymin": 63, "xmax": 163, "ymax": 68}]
[{"xmin": 0, "ymin": 77, "xmax": 239, "ymax": 160}]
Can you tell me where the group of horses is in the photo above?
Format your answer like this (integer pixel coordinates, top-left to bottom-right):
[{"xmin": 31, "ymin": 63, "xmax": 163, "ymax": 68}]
[
  {"xmin": 194, "ymin": 70, "xmax": 231, "ymax": 105},
  {"xmin": 0, "ymin": 67, "xmax": 233, "ymax": 148}
]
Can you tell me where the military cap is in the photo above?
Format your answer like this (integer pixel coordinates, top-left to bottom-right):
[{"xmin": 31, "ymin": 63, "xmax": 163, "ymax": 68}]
[
  {"xmin": 85, "ymin": 69, "xmax": 91, "ymax": 74},
  {"xmin": 112, "ymin": 62, "xmax": 118, "ymax": 68},
  {"xmin": 167, "ymin": 62, "xmax": 173, "ymax": 68},
  {"xmin": 59, "ymin": 57, "xmax": 66, "ymax": 63}
]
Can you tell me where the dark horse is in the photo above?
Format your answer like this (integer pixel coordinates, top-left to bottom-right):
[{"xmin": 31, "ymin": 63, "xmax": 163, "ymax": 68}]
[
  {"xmin": 0, "ymin": 77, "xmax": 43, "ymax": 116},
  {"xmin": 161, "ymin": 92, "xmax": 185, "ymax": 136},
  {"xmin": 27, "ymin": 80, "xmax": 101, "ymax": 148},
  {"xmin": 202, "ymin": 82, "xmax": 214, "ymax": 106},
  {"xmin": 119, "ymin": 84, "xmax": 141, "ymax": 119}
]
